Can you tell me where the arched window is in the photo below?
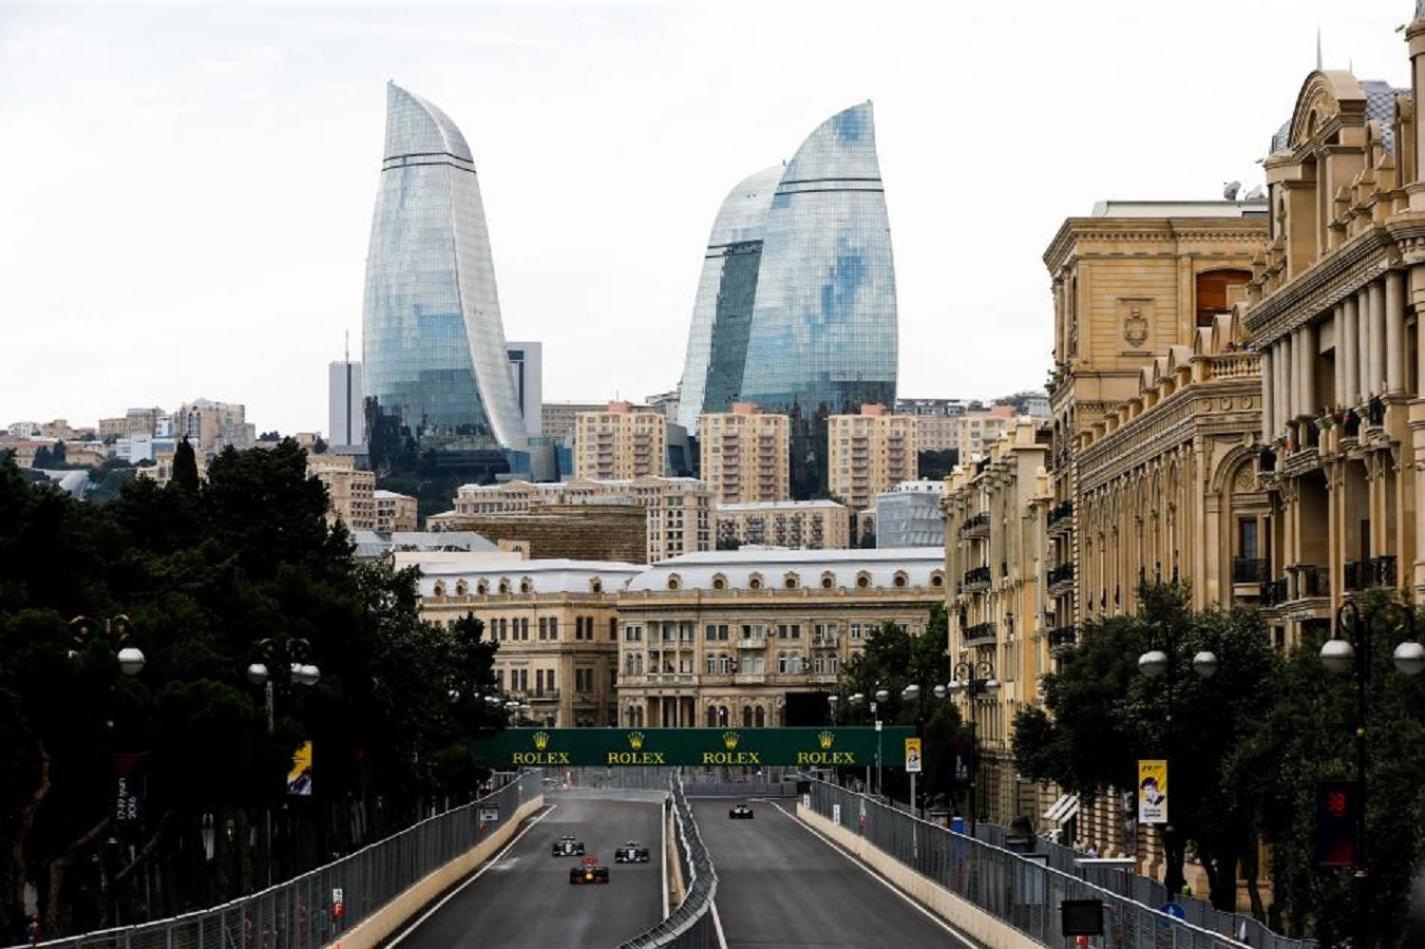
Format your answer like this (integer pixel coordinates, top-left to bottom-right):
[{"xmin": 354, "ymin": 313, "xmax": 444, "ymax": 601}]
[
  {"xmin": 706, "ymin": 706, "xmax": 718, "ymax": 727},
  {"xmin": 717, "ymin": 705, "xmax": 729, "ymax": 726},
  {"xmin": 711, "ymin": 573, "xmax": 727, "ymax": 591},
  {"xmin": 519, "ymin": 577, "xmax": 533, "ymax": 594},
  {"xmin": 930, "ymin": 571, "xmax": 945, "ymax": 588},
  {"xmin": 754, "ymin": 706, "xmax": 766, "ymax": 727},
  {"xmin": 433, "ymin": 580, "xmax": 446, "ymax": 598},
  {"xmin": 855, "ymin": 571, "xmax": 871, "ymax": 589},
  {"xmin": 748, "ymin": 572, "xmax": 764, "ymax": 591},
  {"xmin": 455, "ymin": 580, "xmax": 468, "ymax": 596},
  {"xmin": 742, "ymin": 705, "xmax": 753, "ymax": 727},
  {"xmin": 783, "ymin": 572, "xmax": 800, "ymax": 590},
  {"xmin": 498, "ymin": 579, "xmax": 511, "ymax": 595},
  {"xmin": 667, "ymin": 573, "xmax": 682, "ymax": 591},
  {"xmin": 477, "ymin": 579, "xmax": 489, "ymax": 595},
  {"xmin": 893, "ymin": 570, "xmax": 909, "ymax": 588},
  {"xmin": 820, "ymin": 571, "xmax": 836, "ymax": 590},
  {"xmin": 589, "ymin": 577, "xmax": 603, "ymax": 593}
]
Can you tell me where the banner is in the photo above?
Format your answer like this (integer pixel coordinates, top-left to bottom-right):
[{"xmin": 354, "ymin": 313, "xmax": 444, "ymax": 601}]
[
  {"xmin": 904, "ymin": 737, "xmax": 923, "ymax": 774},
  {"xmin": 287, "ymin": 741, "xmax": 313, "ymax": 796},
  {"xmin": 1138, "ymin": 759, "xmax": 1168, "ymax": 824},
  {"xmin": 951, "ymin": 739, "xmax": 974, "ymax": 783},
  {"xmin": 469, "ymin": 726, "xmax": 914, "ymax": 768},
  {"xmin": 113, "ymin": 753, "xmax": 148, "ymax": 828}
]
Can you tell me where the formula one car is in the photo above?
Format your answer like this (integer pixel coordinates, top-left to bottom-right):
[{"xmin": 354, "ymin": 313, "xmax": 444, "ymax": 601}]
[
  {"xmin": 614, "ymin": 840, "xmax": 650, "ymax": 863},
  {"xmin": 569, "ymin": 855, "xmax": 610, "ymax": 884},
  {"xmin": 551, "ymin": 835, "xmax": 586, "ymax": 857},
  {"xmin": 729, "ymin": 804, "xmax": 754, "ymax": 820}
]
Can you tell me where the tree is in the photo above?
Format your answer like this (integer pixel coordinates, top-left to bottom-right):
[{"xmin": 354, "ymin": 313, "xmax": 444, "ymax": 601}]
[
  {"xmin": 170, "ymin": 438, "xmax": 199, "ymax": 494},
  {"xmin": 311, "ymin": 437, "xmax": 327, "ymax": 455}
]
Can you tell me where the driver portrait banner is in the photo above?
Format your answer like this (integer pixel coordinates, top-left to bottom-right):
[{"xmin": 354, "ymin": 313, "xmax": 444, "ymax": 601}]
[{"xmin": 1138, "ymin": 759, "xmax": 1168, "ymax": 825}]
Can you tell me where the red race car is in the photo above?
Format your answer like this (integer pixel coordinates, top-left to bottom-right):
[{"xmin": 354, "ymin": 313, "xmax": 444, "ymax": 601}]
[{"xmin": 569, "ymin": 855, "xmax": 610, "ymax": 884}]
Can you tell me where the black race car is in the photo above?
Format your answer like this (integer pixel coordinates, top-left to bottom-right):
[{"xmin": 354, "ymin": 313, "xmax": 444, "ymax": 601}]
[
  {"xmin": 729, "ymin": 804, "xmax": 754, "ymax": 820},
  {"xmin": 552, "ymin": 835, "xmax": 586, "ymax": 857},
  {"xmin": 570, "ymin": 855, "xmax": 610, "ymax": 884},
  {"xmin": 614, "ymin": 840, "xmax": 650, "ymax": 863}
]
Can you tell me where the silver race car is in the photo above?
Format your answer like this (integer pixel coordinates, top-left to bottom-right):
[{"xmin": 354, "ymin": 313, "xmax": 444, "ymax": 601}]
[
  {"xmin": 614, "ymin": 840, "xmax": 651, "ymax": 863},
  {"xmin": 729, "ymin": 803, "xmax": 754, "ymax": 820},
  {"xmin": 551, "ymin": 834, "xmax": 587, "ymax": 857}
]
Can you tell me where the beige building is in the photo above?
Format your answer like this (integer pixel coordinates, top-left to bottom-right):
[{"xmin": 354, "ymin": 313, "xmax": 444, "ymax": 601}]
[
  {"xmin": 943, "ymin": 419, "xmax": 1052, "ymax": 825},
  {"xmin": 574, "ymin": 401, "xmax": 666, "ymax": 479},
  {"xmin": 433, "ymin": 503, "xmax": 649, "ymax": 564},
  {"xmin": 137, "ymin": 447, "xmax": 208, "ymax": 488},
  {"xmin": 1245, "ymin": 46, "xmax": 1425, "ymax": 642},
  {"xmin": 308, "ymin": 454, "xmax": 376, "ymax": 530},
  {"xmin": 956, "ymin": 405, "xmax": 1018, "ymax": 460},
  {"xmin": 450, "ymin": 476, "xmax": 712, "ymax": 562},
  {"xmin": 177, "ymin": 399, "xmax": 255, "ymax": 455},
  {"xmin": 826, "ymin": 404, "xmax": 919, "ymax": 511},
  {"xmin": 616, "ymin": 549, "xmax": 946, "ymax": 728},
  {"xmin": 419, "ymin": 559, "xmax": 643, "ymax": 726},
  {"xmin": 698, "ymin": 403, "xmax": 791, "ymax": 504},
  {"xmin": 374, "ymin": 489, "xmax": 419, "ymax": 532},
  {"xmin": 1044, "ymin": 199, "xmax": 1269, "ymax": 638},
  {"xmin": 542, "ymin": 401, "xmax": 607, "ymax": 441},
  {"xmin": 1074, "ymin": 315, "xmax": 1266, "ymax": 624},
  {"xmin": 714, "ymin": 499, "xmax": 851, "ymax": 550}
]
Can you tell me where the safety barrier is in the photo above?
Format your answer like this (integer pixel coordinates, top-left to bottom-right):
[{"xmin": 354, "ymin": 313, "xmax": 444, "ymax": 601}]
[
  {"xmin": 615, "ymin": 775, "xmax": 719, "ymax": 949},
  {"xmin": 7, "ymin": 772, "xmax": 540, "ymax": 949},
  {"xmin": 804, "ymin": 778, "xmax": 1271, "ymax": 949}
]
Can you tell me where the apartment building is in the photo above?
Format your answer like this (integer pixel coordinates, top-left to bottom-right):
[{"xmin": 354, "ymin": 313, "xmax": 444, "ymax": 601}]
[
  {"xmin": 574, "ymin": 401, "xmax": 667, "ymax": 479},
  {"xmin": 373, "ymin": 489, "xmax": 418, "ymax": 532},
  {"xmin": 714, "ymin": 499, "xmax": 851, "ymax": 550},
  {"xmin": 826, "ymin": 404, "xmax": 919, "ymax": 511},
  {"xmin": 956, "ymin": 405, "xmax": 1019, "ymax": 460},
  {"xmin": 308, "ymin": 454, "xmax": 376, "ymax": 530},
  {"xmin": 698, "ymin": 403, "xmax": 790, "ymax": 504}
]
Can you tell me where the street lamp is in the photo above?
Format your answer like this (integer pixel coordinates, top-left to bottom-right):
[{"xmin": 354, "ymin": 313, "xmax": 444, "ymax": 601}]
[
  {"xmin": 949, "ymin": 659, "xmax": 998, "ymax": 835},
  {"xmin": 1318, "ymin": 598, "xmax": 1423, "ymax": 948},
  {"xmin": 70, "ymin": 614, "xmax": 145, "ymax": 676}
]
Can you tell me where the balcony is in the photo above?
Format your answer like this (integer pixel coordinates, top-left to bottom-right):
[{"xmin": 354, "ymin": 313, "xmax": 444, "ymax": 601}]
[
  {"xmin": 737, "ymin": 636, "xmax": 767, "ymax": 649},
  {"xmin": 646, "ymin": 672, "xmax": 696, "ymax": 685},
  {"xmin": 1232, "ymin": 558, "xmax": 1267, "ymax": 583},
  {"xmin": 961, "ymin": 566, "xmax": 991, "ymax": 592},
  {"xmin": 811, "ymin": 635, "xmax": 838, "ymax": 648},
  {"xmin": 963, "ymin": 622, "xmax": 996, "ymax": 647},
  {"xmin": 1259, "ymin": 578, "xmax": 1288, "ymax": 607},
  {"xmin": 959, "ymin": 512, "xmax": 990, "ymax": 538},
  {"xmin": 1047, "ymin": 562, "xmax": 1074, "ymax": 593},
  {"xmin": 1047, "ymin": 625, "xmax": 1077, "ymax": 649},
  {"xmin": 1046, "ymin": 500, "xmax": 1073, "ymax": 534},
  {"xmin": 1344, "ymin": 555, "xmax": 1397, "ymax": 592},
  {"xmin": 529, "ymin": 689, "xmax": 561, "ymax": 703}
]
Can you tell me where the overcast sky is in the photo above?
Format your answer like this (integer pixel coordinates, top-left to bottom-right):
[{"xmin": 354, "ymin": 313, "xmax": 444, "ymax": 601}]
[{"xmin": 1, "ymin": 0, "xmax": 1415, "ymax": 434}]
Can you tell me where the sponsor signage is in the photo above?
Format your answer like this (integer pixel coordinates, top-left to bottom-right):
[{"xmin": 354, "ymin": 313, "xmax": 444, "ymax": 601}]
[
  {"xmin": 288, "ymin": 741, "xmax": 314, "ymax": 796},
  {"xmin": 471, "ymin": 727, "xmax": 915, "ymax": 768},
  {"xmin": 1138, "ymin": 759, "xmax": 1168, "ymax": 825},
  {"xmin": 904, "ymin": 737, "xmax": 922, "ymax": 774}
]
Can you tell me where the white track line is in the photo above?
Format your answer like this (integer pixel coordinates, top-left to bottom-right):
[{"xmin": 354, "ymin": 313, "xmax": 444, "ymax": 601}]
[
  {"xmin": 387, "ymin": 804, "xmax": 558, "ymax": 947},
  {"xmin": 768, "ymin": 801, "xmax": 979, "ymax": 949},
  {"xmin": 661, "ymin": 798, "xmax": 669, "ymax": 918},
  {"xmin": 710, "ymin": 899, "xmax": 729, "ymax": 949}
]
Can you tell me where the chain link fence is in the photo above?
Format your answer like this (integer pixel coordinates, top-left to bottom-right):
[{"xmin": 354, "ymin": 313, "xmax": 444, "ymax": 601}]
[
  {"xmin": 616, "ymin": 774, "xmax": 719, "ymax": 949},
  {"xmin": 805, "ymin": 778, "xmax": 1307, "ymax": 949},
  {"xmin": 9, "ymin": 771, "xmax": 539, "ymax": 949}
]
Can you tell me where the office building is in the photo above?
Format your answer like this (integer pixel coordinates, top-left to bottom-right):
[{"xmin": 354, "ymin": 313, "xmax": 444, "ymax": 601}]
[
  {"xmin": 328, "ymin": 358, "xmax": 365, "ymax": 450},
  {"xmin": 361, "ymin": 82, "xmax": 526, "ymax": 453},
  {"xmin": 419, "ymin": 559, "xmax": 643, "ymax": 726},
  {"xmin": 875, "ymin": 481, "xmax": 945, "ymax": 548},
  {"xmin": 698, "ymin": 403, "xmax": 790, "ymax": 504},
  {"xmin": 826, "ymin": 404, "xmax": 918, "ymax": 511},
  {"xmin": 506, "ymin": 342, "xmax": 543, "ymax": 437},
  {"xmin": 615, "ymin": 548, "xmax": 944, "ymax": 728},
  {"xmin": 714, "ymin": 499, "xmax": 851, "ymax": 550},
  {"xmin": 574, "ymin": 402, "xmax": 667, "ymax": 480}
]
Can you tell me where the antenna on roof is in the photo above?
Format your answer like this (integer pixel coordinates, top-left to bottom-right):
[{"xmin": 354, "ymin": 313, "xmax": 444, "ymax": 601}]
[
  {"xmin": 344, "ymin": 329, "xmax": 349, "ymax": 363},
  {"xmin": 1316, "ymin": 26, "xmax": 1323, "ymax": 71}
]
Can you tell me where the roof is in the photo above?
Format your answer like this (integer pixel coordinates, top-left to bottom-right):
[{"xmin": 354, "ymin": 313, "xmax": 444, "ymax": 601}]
[
  {"xmin": 1089, "ymin": 200, "xmax": 1268, "ymax": 218},
  {"xmin": 625, "ymin": 547, "xmax": 945, "ymax": 593},
  {"xmin": 715, "ymin": 500, "xmax": 846, "ymax": 513},
  {"xmin": 418, "ymin": 559, "xmax": 643, "ymax": 596},
  {"xmin": 352, "ymin": 530, "xmax": 499, "ymax": 558},
  {"xmin": 1361, "ymin": 80, "xmax": 1406, "ymax": 152},
  {"xmin": 373, "ymin": 489, "xmax": 414, "ymax": 500}
]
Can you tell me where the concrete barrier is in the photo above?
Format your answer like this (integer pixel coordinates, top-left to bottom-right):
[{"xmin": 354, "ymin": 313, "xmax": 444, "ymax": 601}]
[
  {"xmin": 328, "ymin": 794, "xmax": 545, "ymax": 949},
  {"xmin": 797, "ymin": 803, "xmax": 1045, "ymax": 949}
]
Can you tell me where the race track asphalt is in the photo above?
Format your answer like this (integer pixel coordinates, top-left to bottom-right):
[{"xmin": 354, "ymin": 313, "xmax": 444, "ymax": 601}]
[
  {"xmin": 389, "ymin": 795, "xmax": 665, "ymax": 949},
  {"xmin": 693, "ymin": 797, "xmax": 983, "ymax": 949}
]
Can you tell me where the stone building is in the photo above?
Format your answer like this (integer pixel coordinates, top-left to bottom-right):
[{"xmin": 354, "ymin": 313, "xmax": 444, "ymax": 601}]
[
  {"xmin": 714, "ymin": 499, "xmax": 851, "ymax": 550},
  {"xmin": 432, "ymin": 504, "xmax": 648, "ymax": 564},
  {"xmin": 1246, "ymin": 48, "xmax": 1425, "ymax": 643},
  {"xmin": 698, "ymin": 403, "xmax": 791, "ymax": 504},
  {"xmin": 956, "ymin": 405, "xmax": 1019, "ymax": 460},
  {"xmin": 373, "ymin": 489, "xmax": 419, "ymax": 532},
  {"xmin": 448, "ymin": 476, "xmax": 712, "ymax": 562},
  {"xmin": 574, "ymin": 401, "xmax": 667, "ymax": 480},
  {"xmin": 826, "ymin": 404, "xmax": 919, "ymax": 511},
  {"xmin": 418, "ymin": 559, "xmax": 642, "ymax": 726},
  {"xmin": 942, "ymin": 419, "xmax": 1052, "ymax": 824},
  {"xmin": 308, "ymin": 454, "xmax": 376, "ymax": 530},
  {"xmin": 616, "ymin": 548, "xmax": 946, "ymax": 729}
]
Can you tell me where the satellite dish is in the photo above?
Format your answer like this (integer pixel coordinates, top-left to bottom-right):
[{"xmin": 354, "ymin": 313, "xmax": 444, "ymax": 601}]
[{"xmin": 1223, "ymin": 181, "xmax": 1242, "ymax": 200}]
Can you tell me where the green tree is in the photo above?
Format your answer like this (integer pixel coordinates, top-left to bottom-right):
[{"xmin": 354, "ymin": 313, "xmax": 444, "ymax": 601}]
[{"xmin": 170, "ymin": 438, "xmax": 199, "ymax": 494}]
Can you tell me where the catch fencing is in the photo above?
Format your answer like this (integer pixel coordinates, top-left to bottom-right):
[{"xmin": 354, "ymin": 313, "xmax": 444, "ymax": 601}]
[
  {"xmin": 616, "ymin": 775, "xmax": 719, "ymax": 949},
  {"xmin": 805, "ymin": 778, "xmax": 1303, "ymax": 949},
  {"xmin": 9, "ymin": 771, "xmax": 539, "ymax": 949}
]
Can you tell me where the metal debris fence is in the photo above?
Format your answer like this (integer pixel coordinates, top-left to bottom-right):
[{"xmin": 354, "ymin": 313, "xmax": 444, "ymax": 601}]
[
  {"xmin": 616, "ymin": 775, "xmax": 719, "ymax": 949},
  {"xmin": 8, "ymin": 771, "xmax": 539, "ymax": 949},
  {"xmin": 805, "ymin": 778, "xmax": 1303, "ymax": 949}
]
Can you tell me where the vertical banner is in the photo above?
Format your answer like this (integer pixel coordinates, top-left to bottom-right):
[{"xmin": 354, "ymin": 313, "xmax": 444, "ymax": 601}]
[
  {"xmin": 113, "ymin": 753, "xmax": 148, "ymax": 828},
  {"xmin": 1138, "ymin": 759, "xmax": 1168, "ymax": 824},
  {"xmin": 904, "ymin": 737, "xmax": 923, "ymax": 773},
  {"xmin": 287, "ymin": 740, "xmax": 314, "ymax": 796},
  {"xmin": 951, "ymin": 739, "xmax": 974, "ymax": 783}
]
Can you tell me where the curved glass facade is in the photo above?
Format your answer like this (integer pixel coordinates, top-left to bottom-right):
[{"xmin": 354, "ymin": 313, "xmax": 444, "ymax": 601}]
[
  {"xmin": 676, "ymin": 166, "xmax": 782, "ymax": 433},
  {"xmin": 362, "ymin": 82, "xmax": 527, "ymax": 451},
  {"xmin": 739, "ymin": 102, "xmax": 897, "ymax": 416}
]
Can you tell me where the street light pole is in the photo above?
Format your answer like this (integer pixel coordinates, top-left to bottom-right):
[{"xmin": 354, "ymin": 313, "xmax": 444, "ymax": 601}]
[
  {"xmin": 949, "ymin": 660, "xmax": 998, "ymax": 837},
  {"xmin": 1320, "ymin": 599, "xmax": 1424, "ymax": 948}
]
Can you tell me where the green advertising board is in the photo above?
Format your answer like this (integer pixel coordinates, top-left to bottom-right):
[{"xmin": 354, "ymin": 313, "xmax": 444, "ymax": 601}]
[{"xmin": 472, "ymin": 726, "xmax": 915, "ymax": 768}]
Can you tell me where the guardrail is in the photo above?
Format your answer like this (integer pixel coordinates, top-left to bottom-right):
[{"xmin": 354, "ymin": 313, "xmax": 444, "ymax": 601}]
[
  {"xmin": 7, "ymin": 772, "xmax": 539, "ymax": 949},
  {"xmin": 617, "ymin": 775, "xmax": 719, "ymax": 949},
  {"xmin": 803, "ymin": 778, "xmax": 1290, "ymax": 949}
]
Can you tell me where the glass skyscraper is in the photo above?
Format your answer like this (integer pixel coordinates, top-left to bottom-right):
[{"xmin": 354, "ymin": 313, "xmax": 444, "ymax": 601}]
[
  {"xmin": 676, "ymin": 102, "xmax": 897, "ymax": 493},
  {"xmin": 362, "ymin": 82, "xmax": 527, "ymax": 453}
]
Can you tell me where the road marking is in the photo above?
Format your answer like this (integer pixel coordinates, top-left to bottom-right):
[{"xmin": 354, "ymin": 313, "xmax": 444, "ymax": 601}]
[
  {"xmin": 767, "ymin": 801, "xmax": 979, "ymax": 949},
  {"xmin": 710, "ymin": 899, "xmax": 729, "ymax": 949},
  {"xmin": 387, "ymin": 803, "xmax": 558, "ymax": 947},
  {"xmin": 661, "ymin": 797, "xmax": 669, "ymax": 918}
]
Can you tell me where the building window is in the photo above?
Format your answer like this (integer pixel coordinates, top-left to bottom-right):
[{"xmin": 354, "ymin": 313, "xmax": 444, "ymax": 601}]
[
  {"xmin": 749, "ymin": 573, "xmax": 764, "ymax": 590},
  {"xmin": 433, "ymin": 581, "xmax": 446, "ymax": 598},
  {"xmin": 498, "ymin": 580, "xmax": 510, "ymax": 595},
  {"xmin": 477, "ymin": 580, "xmax": 489, "ymax": 595},
  {"xmin": 712, "ymin": 573, "xmax": 727, "ymax": 590},
  {"xmin": 855, "ymin": 572, "xmax": 871, "ymax": 589},
  {"xmin": 821, "ymin": 572, "xmax": 835, "ymax": 589},
  {"xmin": 667, "ymin": 573, "xmax": 681, "ymax": 591},
  {"xmin": 930, "ymin": 571, "xmax": 945, "ymax": 588},
  {"xmin": 893, "ymin": 571, "xmax": 908, "ymax": 588},
  {"xmin": 609, "ymin": 617, "xmax": 617, "ymax": 640},
  {"xmin": 455, "ymin": 580, "xmax": 468, "ymax": 596},
  {"xmin": 784, "ymin": 572, "xmax": 799, "ymax": 589},
  {"xmin": 590, "ymin": 577, "xmax": 603, "ymax": 593}
]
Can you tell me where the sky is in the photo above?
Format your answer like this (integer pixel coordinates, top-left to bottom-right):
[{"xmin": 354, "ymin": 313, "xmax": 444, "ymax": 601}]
[{"xmin": 0, "ymin": 0, "xmax": 1417, "ymax": 435}]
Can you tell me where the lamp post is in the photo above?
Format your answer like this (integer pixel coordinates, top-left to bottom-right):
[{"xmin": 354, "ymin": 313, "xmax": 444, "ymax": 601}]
[
  {"xmin": 1319, "ymin": 598, "xmax": 1423, "ymax": 948},
  {"xmin": 948, "ymin": 660, "xmax": 998, "ymax": 836},
  {"xmin": 69, "ymin": 614, "xmax": 146, "ymax": 677},
  {"xmin": 902, "ymin": 683, "xmax": 923, "ymax": 817},
  {"xmin": 1136, "ymin": 621, "xmax": 1216, "ymax": 894},
  {"xmin": 847, "ymin": 692, "xmax": 869, "ymax": 792}
]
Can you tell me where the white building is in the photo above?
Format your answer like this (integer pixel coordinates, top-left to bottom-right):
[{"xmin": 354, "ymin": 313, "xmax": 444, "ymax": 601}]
[{"xmin": 875, "ymin": 480, "xmax": 945, "ymax": 548}]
